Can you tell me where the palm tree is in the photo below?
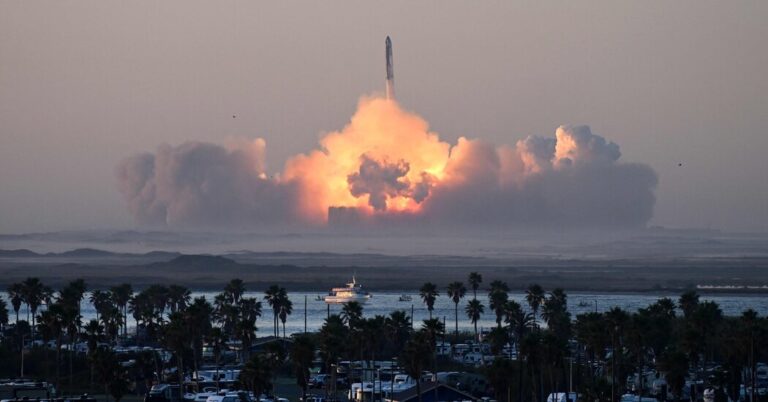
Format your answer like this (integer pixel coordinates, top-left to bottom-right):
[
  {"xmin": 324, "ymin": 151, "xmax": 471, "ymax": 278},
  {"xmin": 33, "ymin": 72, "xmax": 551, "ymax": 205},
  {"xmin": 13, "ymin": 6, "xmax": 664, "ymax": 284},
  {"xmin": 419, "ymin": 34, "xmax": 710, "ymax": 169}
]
[
  {"xmin": 486, "ymin": 357, "xmax": 515, "ymax": 402},
  {"xmin": 60, "ymin": 279, "xmax": 86, "ymax": 391},
  {"xmin": 163, "ymin": 311, "xmax": 190, "ymax": 383},
  {"xmin": 446, "ymin": 281, "xmax": 467, "ymax": 337},
  {"xmin": 400, "ymin": 331, "xmax": 431, "ymax": 402},
  {"xmin": 129, "ymin": 290, "xmax": 157, "ymax": 339},
  {"xmin": 186, "ymin": 297, "xmax": 213, "ymax": 377},
  {"xmin": 605, "ymin": 307, "xmax": 629, "ymax": 402},
  {"xmin": 237, "ymin": 297, "xmax": 262, "ymax": 361},
  {"xmin": 419, "ymin": 282, "xmax": 439, "ymax": 319},
  {"xmin": 59, "ymin": 299, "xmax": 82, "ymax": 394},
  {"xmin": 504, "ymin": 301, "xmax": 533, "ymax": 402},
  {"xmin": 224, "ymin": 279, "xmax": 246, "ymax": 304},
  {"xmin": 240, "ymin": 353, "xmax": 273, "ymax": 401},
  {"xmin": 525, "ymin": 284, "xmax": 545, "ymax": 328},
  {"xmin": 465, "ymin": 299, "xmax": 484, "ymax": 339},
  {"xmin": 110, "ymin": 283, "xmax": 133, "ymax": 337},
  {"xmin": 504, "ymin": 300, "xmax": 532, "ymax": 340},
  {"xmin": 341, "ymin": 301, "xmax": 363, "ymax": 328},
  {"xmin": 489, "ymin": 287, "xmax": 509, "ymax": 329},
  {"xmin": 167, "ymin": 284, "xmax": 191, "ymax": 313},
  {"xmin": 7, "ymin": 283, "xmax": 23, "ymax": 322},
  {"xmin": 101, "ymin": 306, "xmax": 122, "ymax": 342},
  {"xmin": 625, "ymin": 312, "xmax": 651, "ymax": 400},
  {"xmin": 658, "ymin": 348, "xmax": 689, "ymax": 402},
  {"xmin": 264, "ymin": 285, "xmax": 286, "ymax": 337},
  {"xmin": 0, "ymin": 297, "xmax": 8, "ymax": 331},
  {"xmin": 84, "ymin": 319, "xmax": 104, "ymax": 390},
  {"xmin": 90, "ymin": 290, "xmax": 111, "ymax": 321},
  {"xmin": 318, "ymin": 314, "xmax": 349, "ymax": 376},
  {"xmin": 421, "ymin": 318, "xmax": 446, "ymax": 348},
  {"xmin": 38, "ymin": 302, "xmax": 65, "ymax": 389},
  {"xmin": 489, "ymin": 280, "xmax": 510, "ymax": 294},
  {"xmin": 468, "ymin": 272, "xmax": 482, "ymax": 299},
  {"xmin": 353, "ymin": 317, "xmax": 384, "ymax": 364},
  {"xmin": 206, "ymin": 327, "xmax": 227, "ymax": 391},
  {"xmin": 548, "ymin": 288, "xmax": 567, "ymax": 311},
  {"xmin": 61, "ymin": 279, "xmax": 87, "ymax": 309},
  {"xmin": 23, "ymin": 277, "xmax": 46, "ymax": 336},
  {"xmin": 291, "ymin": 334, "xmax": 315, "ymax": 402},
  {"xmin": 541, "ymin": 290, "xmax": 571, "ymax": 341},
  {"xmin": 540, "ymin": 332, "xmax": 567, "ymax": 401},
  {"xmin": 213, "ymin": 293, "xmax": 238, "ymax": 337},
  {"xmin": 486, "ymin": 326, "xmax": 510, "ymax": 355},
  {"xmin": 92, "ymin": 347, "xmax": 128, "ymax": 402},
  {"xmin": 145, "ymin": 285, "xmax": 170, "ymax": 325},
  {"xmin": 278, "ymin": 297, "xmax": 293, "ymax": 339},
  {"xmin": 678, "ymin": 290, "xmax": 700, "ymax": 319},
  {"xmin": 519, "ymin": 332, "xmax": 543, "ymax": 402},
  {"xmin": 386, "ymin": 311, "xmax": 412, "ymax": 352},
  {"xmin": 574, "ymin": 312, "xmax": 610, "ymax": 362}
]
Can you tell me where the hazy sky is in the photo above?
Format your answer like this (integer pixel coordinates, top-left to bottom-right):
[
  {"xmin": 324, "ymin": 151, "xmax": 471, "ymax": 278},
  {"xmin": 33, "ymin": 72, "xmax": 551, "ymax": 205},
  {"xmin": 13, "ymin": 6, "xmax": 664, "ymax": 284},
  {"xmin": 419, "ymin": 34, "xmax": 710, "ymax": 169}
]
[{"xmin": 1, "ymin": 1, "xmax": 766, "ymax": 233}]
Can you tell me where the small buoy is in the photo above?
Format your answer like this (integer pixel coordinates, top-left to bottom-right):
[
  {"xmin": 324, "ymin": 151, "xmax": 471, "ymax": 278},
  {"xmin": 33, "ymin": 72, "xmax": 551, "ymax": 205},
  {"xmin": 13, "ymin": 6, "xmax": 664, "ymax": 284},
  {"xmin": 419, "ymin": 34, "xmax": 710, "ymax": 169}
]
[
  {"xmin": 232, "ymin": 115, "xmax": 236, "ymax": 119},
  {"xmin": 678, "ymin": 163, "xmax": 682, "ymax": 167}
]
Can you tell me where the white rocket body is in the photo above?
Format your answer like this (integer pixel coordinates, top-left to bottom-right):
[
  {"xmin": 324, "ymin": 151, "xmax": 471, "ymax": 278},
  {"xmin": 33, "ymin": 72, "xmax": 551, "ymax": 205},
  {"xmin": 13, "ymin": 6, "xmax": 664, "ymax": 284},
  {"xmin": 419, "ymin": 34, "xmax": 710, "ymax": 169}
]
[{"xmin": 385, "ymin": 36, "xmax": 395, "ymax": 100}]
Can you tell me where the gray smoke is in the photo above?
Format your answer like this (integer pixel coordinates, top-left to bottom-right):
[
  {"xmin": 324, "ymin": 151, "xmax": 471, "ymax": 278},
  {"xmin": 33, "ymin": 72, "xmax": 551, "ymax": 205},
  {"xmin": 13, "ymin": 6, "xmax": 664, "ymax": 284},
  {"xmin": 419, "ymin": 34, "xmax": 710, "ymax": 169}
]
[
  {"xmin": 419, "ymin": 125, "xmax": 657, "ymax": 227},
  {"xmin": 115, "ymin": 141, "xmax": 298, "ymax": 228},
  {"xmin": 116, "ymin": 125, "xmax": 657, "ymax": 230},
  {"xmin": 347, "ymin": 155, "xmax": 411, "ymax": 211}
]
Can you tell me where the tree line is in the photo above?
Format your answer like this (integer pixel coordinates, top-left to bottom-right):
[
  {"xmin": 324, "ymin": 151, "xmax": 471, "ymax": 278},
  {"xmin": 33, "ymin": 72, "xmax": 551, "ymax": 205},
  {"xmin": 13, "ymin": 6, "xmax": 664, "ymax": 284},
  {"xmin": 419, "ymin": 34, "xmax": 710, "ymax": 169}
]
[{"xmin": 1, "ymin": 274, "xmax": 767, "ymax": 402}]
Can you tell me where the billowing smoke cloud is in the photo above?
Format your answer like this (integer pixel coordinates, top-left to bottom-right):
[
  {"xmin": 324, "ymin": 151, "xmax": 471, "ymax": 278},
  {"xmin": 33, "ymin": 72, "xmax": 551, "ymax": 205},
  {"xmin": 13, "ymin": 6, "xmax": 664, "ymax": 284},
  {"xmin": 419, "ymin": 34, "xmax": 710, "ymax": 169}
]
[
  {"xmin": 347, "ymin": 155, "xmax": 412, "ymax": 211},
  {"xmin": 115, "ymin": 139, "xmax": 298, "ymax": 228},
  {"xmin": 116, "ymin": 97, "xmax": 657, "ymax": 229}
]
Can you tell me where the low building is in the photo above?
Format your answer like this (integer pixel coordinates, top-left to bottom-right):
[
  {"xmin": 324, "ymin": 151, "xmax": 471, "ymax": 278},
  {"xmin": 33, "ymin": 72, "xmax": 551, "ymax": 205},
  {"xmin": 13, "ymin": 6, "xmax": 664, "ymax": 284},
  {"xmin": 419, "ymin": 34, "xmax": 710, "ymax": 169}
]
[{"xmin": 389, "ymin": 381, "xmax": 476, "ymax": 402}]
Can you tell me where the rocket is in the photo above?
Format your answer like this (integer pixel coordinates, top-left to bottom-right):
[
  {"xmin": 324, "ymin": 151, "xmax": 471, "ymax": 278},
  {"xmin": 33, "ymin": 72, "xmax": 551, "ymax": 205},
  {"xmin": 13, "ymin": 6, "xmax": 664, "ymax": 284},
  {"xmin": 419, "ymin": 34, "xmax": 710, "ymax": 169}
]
[{"xmin": 385, "ymin": 36, "xmax": 395, "ymax": 100}]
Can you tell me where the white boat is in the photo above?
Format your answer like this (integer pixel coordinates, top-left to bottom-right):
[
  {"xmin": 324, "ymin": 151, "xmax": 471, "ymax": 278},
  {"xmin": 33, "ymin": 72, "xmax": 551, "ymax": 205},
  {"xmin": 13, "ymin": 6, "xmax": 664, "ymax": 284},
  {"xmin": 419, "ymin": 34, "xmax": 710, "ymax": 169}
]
[
  {"xmin": 398, "ymin": 294, "xmax": 412, "ymax": 302},
  {"xmin": 324, "ymin": 277, "xmax": 372, "ymax": 304}
]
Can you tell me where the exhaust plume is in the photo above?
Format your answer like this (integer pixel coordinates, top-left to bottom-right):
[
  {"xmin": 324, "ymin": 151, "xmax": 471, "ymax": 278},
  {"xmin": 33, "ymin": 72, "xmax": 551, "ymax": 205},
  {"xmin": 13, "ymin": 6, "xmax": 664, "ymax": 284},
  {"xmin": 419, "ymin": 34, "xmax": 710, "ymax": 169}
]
[{"xmin": 116, "ymin": 97, "xmax": 657, "ymax": 229}]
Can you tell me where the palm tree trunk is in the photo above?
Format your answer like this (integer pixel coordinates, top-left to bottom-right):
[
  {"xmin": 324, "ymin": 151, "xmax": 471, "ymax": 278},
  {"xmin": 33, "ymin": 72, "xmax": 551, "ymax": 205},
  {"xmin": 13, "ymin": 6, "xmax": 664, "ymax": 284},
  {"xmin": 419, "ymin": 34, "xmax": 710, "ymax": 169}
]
[
  {"xmin": 454, "ymin": 302, "xmax": 459, "ymax": 338},
  {"xmin": 549, "ymin": 365, "xmax": 555, "ymax": 401},
  {"xmin": 416, "ymin": 380, "xmax": 422, "ymax": 402},
  {"xmin": 178, "ymin": 354, "xmax": 184, "ymax": 386},
  {"xmin": 215, "ymin": 353, "xmax": 221, "ymax": 391}
]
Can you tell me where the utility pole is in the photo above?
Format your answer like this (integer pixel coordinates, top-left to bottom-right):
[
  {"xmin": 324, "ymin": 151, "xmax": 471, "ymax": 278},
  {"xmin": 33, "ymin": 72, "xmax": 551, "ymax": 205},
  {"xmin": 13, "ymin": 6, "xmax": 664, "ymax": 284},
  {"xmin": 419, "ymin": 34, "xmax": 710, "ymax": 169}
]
[{"xmin": 304, "ymin": 295, "xmax": 308, "ymax": 333}]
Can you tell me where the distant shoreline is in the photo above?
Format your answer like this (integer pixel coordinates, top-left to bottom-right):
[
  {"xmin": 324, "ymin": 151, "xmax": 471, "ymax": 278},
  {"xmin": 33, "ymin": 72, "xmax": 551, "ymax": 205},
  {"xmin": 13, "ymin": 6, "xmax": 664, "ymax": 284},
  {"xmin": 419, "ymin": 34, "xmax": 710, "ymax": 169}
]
[{"xmin": 1, "ymin": 243, "xmax": 767, "ymax": 293}]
